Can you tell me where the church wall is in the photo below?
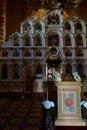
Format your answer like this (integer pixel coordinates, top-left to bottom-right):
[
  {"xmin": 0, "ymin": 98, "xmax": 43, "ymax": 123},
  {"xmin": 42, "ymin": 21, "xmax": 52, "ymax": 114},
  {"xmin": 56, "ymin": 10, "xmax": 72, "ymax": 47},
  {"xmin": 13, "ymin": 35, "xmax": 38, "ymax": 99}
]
[
  {"xmin": 79, "ymin": 0, "xmax": 87, "ymax": 22},
  {"xmin": 6, "ymin": 0, "xmax": 25, "ymax": 40},
  {"xmin": 5, "ymin": 0, "xmax": 41, "ymax": 40},
  {"xmin": 0, "ymin": 0, "xmax": 6, "ymax": 44}
]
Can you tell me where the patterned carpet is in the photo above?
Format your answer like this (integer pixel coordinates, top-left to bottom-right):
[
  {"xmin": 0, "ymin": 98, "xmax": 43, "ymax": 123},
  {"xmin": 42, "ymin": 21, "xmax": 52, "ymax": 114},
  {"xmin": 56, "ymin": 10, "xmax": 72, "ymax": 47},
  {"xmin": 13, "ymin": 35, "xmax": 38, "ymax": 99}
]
[{"xmin": 0, "ymin": 95, "xmax": 43, "ymax": 130}]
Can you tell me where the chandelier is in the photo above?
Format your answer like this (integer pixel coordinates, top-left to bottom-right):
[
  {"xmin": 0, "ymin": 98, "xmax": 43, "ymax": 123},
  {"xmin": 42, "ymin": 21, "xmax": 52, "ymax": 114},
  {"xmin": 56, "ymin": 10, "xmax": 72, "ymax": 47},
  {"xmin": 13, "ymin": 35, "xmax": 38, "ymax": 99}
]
[
  {"xmin": 40, "ymin": 0, "xmax": 82, "ymax": 10},
  {"xmin": 66, "ymin": 0, "xmax": 82, "ymax": 8}
]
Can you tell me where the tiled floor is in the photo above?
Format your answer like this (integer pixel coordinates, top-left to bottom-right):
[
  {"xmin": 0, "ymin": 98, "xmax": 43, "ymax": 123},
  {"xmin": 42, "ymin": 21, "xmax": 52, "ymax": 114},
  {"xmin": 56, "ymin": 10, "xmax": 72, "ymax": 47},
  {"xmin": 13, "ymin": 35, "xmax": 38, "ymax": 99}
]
[
  {"xmin": 0, "ymin": 96, "xmax": 43, "ymax": 130},
  {"xmin": 0, "ymin": 95, "xmax": 86, "ymax": 130}
]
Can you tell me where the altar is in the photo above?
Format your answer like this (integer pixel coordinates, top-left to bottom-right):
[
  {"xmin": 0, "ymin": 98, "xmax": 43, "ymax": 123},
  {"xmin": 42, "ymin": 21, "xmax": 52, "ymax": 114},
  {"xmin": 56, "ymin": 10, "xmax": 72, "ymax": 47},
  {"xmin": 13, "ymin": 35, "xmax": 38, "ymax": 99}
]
[{"xmin": 55, "ymin": 81, "xmax": 86, "ymax": 126}]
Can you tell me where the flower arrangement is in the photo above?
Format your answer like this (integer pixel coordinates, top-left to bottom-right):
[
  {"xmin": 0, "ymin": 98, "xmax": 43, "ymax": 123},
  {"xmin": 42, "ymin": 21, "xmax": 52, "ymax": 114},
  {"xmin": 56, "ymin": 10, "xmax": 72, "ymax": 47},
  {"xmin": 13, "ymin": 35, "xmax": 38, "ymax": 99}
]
[
  {"xmin": 80, "ymin": 101, "xmax": 87, "ymax": 108},
  {"xmin": 80, "ymin": 101, "xmax": 87, "ymax": 121},
  {"xmin": 54, "ymin": 71, "xmax": 62, "ymax": 82},
  {"xmin": 42, "ymin": 100, "xmax": 55, "ymax": 130},
  {"xmin": 42, "ymin": 100, "xmax": 55, "ymax": 109},
  {"xmin": 48, "ymin": 69, "xmax": 52, "ymax": 74},
  {"xmin": 72, "ymin": 72, "xmax": 81, "ymax": 82},
  {"xmin": 47, "ymin": 69, "xmax": 53, "ymax": 80}
]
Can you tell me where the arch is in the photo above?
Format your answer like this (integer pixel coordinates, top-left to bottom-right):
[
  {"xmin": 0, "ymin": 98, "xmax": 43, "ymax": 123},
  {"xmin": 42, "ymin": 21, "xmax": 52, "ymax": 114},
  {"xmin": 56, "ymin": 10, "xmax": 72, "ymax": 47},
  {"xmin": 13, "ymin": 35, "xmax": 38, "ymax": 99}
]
[
  {"xmin": 47, "ymin": 12, "xmax": 59, "ymax": 25},
  {"xmin": 75, "ymin": 34, "xmax": 83, "ymax": 46},
  {"xmin": 76, "ymin": 49, "xmax": 83, "ymax": 57},
  {"xmin": 64, "ymin": 22, "xmax": 71, "ymax": 31},
  {"xmin": 21, "ymin": 19, "xmax": 34, "ymax": 34},
  {"xmin": 44, "ymin": 9, "xmax": 64, "ymax": 25},
  {"xmin": 24, "ymin": 50, "xmax": 31, "ymax": 57},
  {"xmin": 2, "ymin": 49, "xmax": 8, "ymax": 57},
  {"xmin": 13, "ymin": 35, "xmax": 19, "ymax": 46},
  {"xmin": 1, "ymin": 63, "xmax": 8, "ymax": 79},
  {"xmin": 64, "ymin": 35, "xmax": 71, "ymax": 46},
  {"xmin": 24, "ymin": 35, "xmax": 31, "ymax": 46},
  {"xmin": 13, "ymin": 63, "xmax": 20, "ymax": 79},
  {"xmin": 25, "ymin": 63, "xmax": 32, "ymax": 80},
  {"xmin": 35, "ymin": 35, "xmax": 42, "ymax": 46},
  {"xmin": 23, "ymin": 22, "xmax": 31, "ymax": 33},
  {"xmin": 65, "ymin": 49, "xmax": 72, "ymax": 57},
  {"xmin": 36, "ymin": 63, "xmax": 42, "ymax": 74},
  {"xmin": 36, "ymin": 49, "xmax": 42, "ymax": 57},
  {"xmin": 77, "ymin": 63, "xmax": 84, "ymax": 76},
  {"xmin": 35, "ymin": 22, "xmax": 42, "ymax": 32},
  {"xmin": 9, "ymin": 32, "xmax": 21, "ymax": 46},
  {"xmin": 75, "ymin": 22, "xmax": 82, "ymax": 31},
  {"xmin": 13, "ymin": 50, "xmax": 20, "ymax": 57},
  {"xmin": 22, "ymin": 32, "xmax": 33, "ymax": 46},
  {"xmin": 48, "ymin": 34, "xmax": 59, "ymax": 46}
]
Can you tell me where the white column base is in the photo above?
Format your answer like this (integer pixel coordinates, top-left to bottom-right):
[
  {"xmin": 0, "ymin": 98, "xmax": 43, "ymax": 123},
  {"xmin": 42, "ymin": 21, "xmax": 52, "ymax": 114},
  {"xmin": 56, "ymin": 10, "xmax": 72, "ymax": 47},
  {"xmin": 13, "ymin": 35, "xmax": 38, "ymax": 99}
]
[{"xmin": 55, "ymin": 119, "xmax": 86, "ymax": 126}]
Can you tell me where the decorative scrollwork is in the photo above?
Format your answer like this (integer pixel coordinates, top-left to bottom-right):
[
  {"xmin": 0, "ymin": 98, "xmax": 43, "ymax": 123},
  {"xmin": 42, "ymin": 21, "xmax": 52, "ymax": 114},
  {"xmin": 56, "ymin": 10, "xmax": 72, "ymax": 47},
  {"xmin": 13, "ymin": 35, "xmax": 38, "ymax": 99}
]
[
  {"xmin": 66, "ymin": 0, "xmax": 82, "ymax": 4},
  {"xmin": 40, "ymin": 0, "xmax": 62, "ymax": 10},
  {"xmin": 40, "ymin": 0, "xmax": 82, "ymax": 9},
  {"xmin": 66, "ymin": 0, "xmax": 82, "ymax": 8}
]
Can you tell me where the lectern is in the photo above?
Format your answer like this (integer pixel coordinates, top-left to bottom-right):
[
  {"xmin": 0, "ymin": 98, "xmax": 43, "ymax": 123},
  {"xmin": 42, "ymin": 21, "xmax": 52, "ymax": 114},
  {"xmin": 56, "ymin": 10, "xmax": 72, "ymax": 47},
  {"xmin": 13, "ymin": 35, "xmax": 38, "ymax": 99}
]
[{"xmin": 55, "ymin": 81, "xmax": 86, "ymax": 126}]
